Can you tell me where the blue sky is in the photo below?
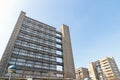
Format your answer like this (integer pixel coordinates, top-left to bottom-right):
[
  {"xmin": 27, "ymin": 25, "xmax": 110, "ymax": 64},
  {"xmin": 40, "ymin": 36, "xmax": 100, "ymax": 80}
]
[{"xmin": 0, "ymin": 0, "xmax": 120, "ymax": 69}]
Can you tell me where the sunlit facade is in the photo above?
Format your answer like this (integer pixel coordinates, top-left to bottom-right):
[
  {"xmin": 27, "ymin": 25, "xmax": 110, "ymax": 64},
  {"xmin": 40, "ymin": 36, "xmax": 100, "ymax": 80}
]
[
  {"xmin": 76, "ymin": 67, "xmax": 90, "ymax": 80},
  {"xmin": 89, "ymin": 57, "xmax": 120, "ymax": 80}
]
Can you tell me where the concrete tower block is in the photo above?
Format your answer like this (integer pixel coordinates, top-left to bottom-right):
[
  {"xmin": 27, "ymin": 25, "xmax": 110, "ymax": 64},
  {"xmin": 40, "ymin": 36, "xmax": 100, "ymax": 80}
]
[{"xmin": 60, "ymin": 24, "xmax": 76, "ymax": 79}]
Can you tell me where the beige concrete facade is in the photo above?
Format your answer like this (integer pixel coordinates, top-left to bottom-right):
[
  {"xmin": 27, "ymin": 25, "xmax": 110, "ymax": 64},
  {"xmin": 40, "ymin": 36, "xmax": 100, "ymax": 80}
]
[
  {"xmin": 89, "ymin": 57, "xmax": 120, "ymax": 80},
  {"xmin": 61, "ymin": 25, "xmax": 76, "ymax": 79},
  {"xmin": 76, "ymin": 67, "xmax": 90, "ymax": 80},
  {"xmin": 89, "ymin": 62, "xmax": 98, "ymax": 80}
]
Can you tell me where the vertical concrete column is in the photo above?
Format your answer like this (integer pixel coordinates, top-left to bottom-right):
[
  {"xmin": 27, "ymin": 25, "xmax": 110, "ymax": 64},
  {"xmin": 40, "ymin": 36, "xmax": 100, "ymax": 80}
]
[
  {"xmin": 89, "ymin": 62, "xmax": 97, "ymax": 80},
  {"xmin": 60, "ymin": 24, "xmax": 76, "ymax": 79}
]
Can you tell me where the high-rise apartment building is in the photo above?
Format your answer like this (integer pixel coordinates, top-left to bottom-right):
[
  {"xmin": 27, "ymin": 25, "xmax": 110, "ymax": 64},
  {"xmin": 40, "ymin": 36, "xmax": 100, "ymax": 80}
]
[
  {"xmin": 89, "ymin": 57, "xmax": 120, "ymax": 80},
  {"xmin": 76, "ymin": 67, "xmax": 90, "ymax": 80},
  {"xmin": 0, "ymin": 11, "xmax": 76, "ymax": 79}
]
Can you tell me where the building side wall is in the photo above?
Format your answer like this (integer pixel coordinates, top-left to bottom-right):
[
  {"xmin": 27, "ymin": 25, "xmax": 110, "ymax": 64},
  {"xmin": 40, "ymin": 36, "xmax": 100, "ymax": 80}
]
[
  {"xmin": 76, "ymin": 68, "xmax": 90, "ymax": 79},
  {"xmin": 82, "ymin": 68, "xmax": 89, "ymax": 79},
  {"xmin": 60, "ymin": 25, "xmax": 76, "ymax": 79},
  {"xmin": 89, "ymin": 62, "xmax": 98, "ymax": 80}
]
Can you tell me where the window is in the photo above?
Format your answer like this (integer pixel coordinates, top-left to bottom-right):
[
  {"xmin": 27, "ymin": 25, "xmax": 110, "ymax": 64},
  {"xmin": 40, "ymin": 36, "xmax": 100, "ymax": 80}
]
[
  {"xmin": 19, "ymin": 50, "xmax": 27, "ymax": 56},
  {"xmin": 36, "ymin": 53, "xmax": 42, "ymax": 59},
  {"xmin": 17, "ymin": 58, "xmax": 25, "ymax": 62},
  {"xmin": 13, "ymin": 50, "xmax": 19, "ymax": 54},
  {"xmin": 10, "ymin": 58, "xmax": 16, "ymax": 61},
  {"xmin": 16, "ymin": 40, "xmax": 22, "ymax": 45},
  {"xmin": 16, "ymin": 62, "xmax": 25, "ymax": 66},
  {"xmin": 26, "ymin": 63, "xmax": 33, "ymax": 67},
  {"xmin": 9, "ymin": 61, "xmax": 15, "ymax": 65}
]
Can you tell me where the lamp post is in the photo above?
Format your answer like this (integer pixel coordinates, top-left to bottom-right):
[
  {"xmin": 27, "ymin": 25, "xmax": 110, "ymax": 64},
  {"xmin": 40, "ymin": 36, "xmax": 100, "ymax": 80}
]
[{"xmin": 8, "ymin": 65, "xmax": 17, "ymax": 80}]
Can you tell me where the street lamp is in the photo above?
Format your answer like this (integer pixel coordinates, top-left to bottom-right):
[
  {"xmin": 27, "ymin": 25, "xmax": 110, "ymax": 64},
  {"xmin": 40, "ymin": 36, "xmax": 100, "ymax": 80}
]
[{"xmin": 8, "ymin": 65, "xmax": 17, "ymax": 80}]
